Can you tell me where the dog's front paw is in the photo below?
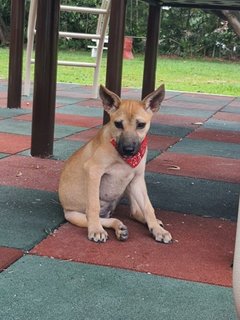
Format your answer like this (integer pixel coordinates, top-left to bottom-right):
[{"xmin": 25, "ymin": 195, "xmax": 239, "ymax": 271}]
[
  {"xmin": 88, "ymin": 226, "xmax": 108, "ymax": 243},
  {"xmin": 150, "ymin": 225, "xmax": 172, "ymax": 244},
  {"xmin": 115, "ymin": 223, "xmax": 128, "ymax": 241},
  {"xmin": 157, "ymin": 218, "xmax": 164, "ymax": 227}
]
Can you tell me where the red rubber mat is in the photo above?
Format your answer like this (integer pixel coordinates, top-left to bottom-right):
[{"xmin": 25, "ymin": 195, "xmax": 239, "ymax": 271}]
[{"xmin": 31, "ymin": 206, "xmax": 235, "ymax": 287}]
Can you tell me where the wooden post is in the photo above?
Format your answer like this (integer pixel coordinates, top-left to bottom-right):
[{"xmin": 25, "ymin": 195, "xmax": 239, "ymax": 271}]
[
  {"xmin": 7, "ymin": 0, "xmax": 25, "ymax": 109},
  {"xmin": 104, "ymin": 0, "xmax": 127, "ymax": 124},
  {"xmin": 141, "ymin": 4, "xmax": 161, "ymax": 99},
  {"xmin": 31, "ymin": 0, "xmax": 60, "ymax": 157}
]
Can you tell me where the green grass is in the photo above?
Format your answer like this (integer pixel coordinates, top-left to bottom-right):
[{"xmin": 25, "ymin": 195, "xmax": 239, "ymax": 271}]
[{"xmin": 0, "ymin": 47, "xmax": 239, "ymax": 96}]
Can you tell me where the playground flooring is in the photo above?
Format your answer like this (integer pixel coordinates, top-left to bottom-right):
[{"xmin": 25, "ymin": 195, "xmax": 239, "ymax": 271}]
[{"xmin": 0, "ymin": 81, "xmax": 239, "ymax": 319}]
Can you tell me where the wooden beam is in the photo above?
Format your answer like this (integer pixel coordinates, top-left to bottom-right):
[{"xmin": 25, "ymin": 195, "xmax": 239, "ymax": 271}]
[
  {"xmin": 142, "ymin": 4, "xmax": 161, "ymax": 99},
  {"xmin": 7, "ymin": 0, "xmax": 25, "ymax": 109},
  {"xmin": 31, "ymin": 0, "xmax": 60, "ymax": 158},
  {"xmin": 104, "ymin": 0, "xmax": 127, "ymax": 124}
]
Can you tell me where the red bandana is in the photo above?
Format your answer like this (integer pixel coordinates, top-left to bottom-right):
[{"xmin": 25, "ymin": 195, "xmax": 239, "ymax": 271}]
[{"xmin": 110, "ymin": 137, "xmax": 147, "ymax": 168}]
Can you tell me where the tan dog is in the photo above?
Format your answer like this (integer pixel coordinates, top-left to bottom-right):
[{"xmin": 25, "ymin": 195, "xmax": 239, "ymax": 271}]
[{"xmin": 58, "ymin": 85, "xmax": 172, "ymax": 244}]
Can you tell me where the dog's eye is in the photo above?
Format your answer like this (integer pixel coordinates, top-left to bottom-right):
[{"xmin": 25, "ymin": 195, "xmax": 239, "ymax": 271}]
[
  {"xmin": 114, "ymin": 121, "xmax": 124, "ymax": 129},
  {"xmin": 137, "ymin": 122, "xmax": 146, "ymax": 129}
]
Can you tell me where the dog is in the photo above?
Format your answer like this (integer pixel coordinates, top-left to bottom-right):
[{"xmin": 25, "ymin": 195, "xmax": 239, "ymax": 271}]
[{"xmin": 58, "ymin": 84, "xmax": 172, "ymax": 244}]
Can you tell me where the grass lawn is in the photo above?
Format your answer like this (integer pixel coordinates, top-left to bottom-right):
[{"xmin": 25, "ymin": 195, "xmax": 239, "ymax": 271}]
[{"xmin": 0, "ymin": 47, "xmax": 239, "ymax": 96}]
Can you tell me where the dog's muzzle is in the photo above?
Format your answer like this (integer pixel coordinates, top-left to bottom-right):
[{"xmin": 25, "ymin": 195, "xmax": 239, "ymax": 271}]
[
  {"xmin": 111, "ymin": 136, "xmax": 148, "ymax": 168},
  {"xmin": 117, "ymin": 135, "xmax": 140, "ymax": 157}
]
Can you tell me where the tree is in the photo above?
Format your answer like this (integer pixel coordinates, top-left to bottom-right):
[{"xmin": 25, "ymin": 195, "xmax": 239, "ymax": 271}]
[
  {"xmin": 0, "ymin": 0, "xmax": 10, "ymax": 44},
  {"xmin": 211, "ymin": 10, "xmax": 240, "ymax": 37},
  {"xmin": 0, "ymin": 0, "xmax": 240, "ymax": 59}
]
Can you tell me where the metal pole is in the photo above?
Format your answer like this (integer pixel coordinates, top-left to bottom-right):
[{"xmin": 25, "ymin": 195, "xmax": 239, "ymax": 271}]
[
  {"xmin": 141, "ymin": 4, "xmax": 161, "ymax": 100},
  {"xmin": 7, "ymin": 0, "xmax": 25, "ymax": 109},
  {"xmin": 31, "ymin": 0, "xmax": 60, "ymax": 158}
]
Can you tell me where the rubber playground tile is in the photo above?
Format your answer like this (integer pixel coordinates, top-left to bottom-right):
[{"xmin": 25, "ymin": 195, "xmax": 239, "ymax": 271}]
[
  {"xmin": 162, "ymin": 90, "xmax": 181, "ymax": 99},
  {"xmin": 188, "ymin": 127, "xmax": 240, "ymax": 144},
  {"xmin": 0, "ymin": 255, "xmax": 235, "ymax": 320},
  {"xmin": 180, "ymin": 92, "xmax": 233, "ymax": 100},
  {"xmin": 173, "ymin": 93, "xmax": 234, "ymax": 106},
  {"xmin": 0, "ymin": 155, "xmax": 63, "ymax": 192},
  {"xmin": 0, "ymin": 85, "xmax": 7, "ymax": 93},
  {"xmin": 31, "ymin": 207, "xmax": 235, "ymax": 287},
  {"xmin": 6, "ymin": 118, "xmax": 87, "ymax": 139},
  {"xmin": 52, "ymin": 140, "xmax": 85, "ymax": 160},
  {"xmin": 77, "ymin": 98, "xmax": 103, "ymax": 107},
  {"xmin": 146, "ymin": 152, "xmax": 240, "ymax": 183},
  {"xmin": 0, "ymin": 153, "xmax": 9, "ymax": 159},
  {"xmin": 222, "ymin": 107, "xmax": 240, "ymax": 114},
  {"xmin": 202, "ymin": 94, "xmax": 235, "ymax": 102},
  {"xmin": 120, "ymin": 88, "xmax": 143, "ymax": 99},
  {"xmin": 55, "ymin": 96, "xmax": 83, "ymax": 106},
  {"xmin": 57, "ymin": 85, "xmax": 94, "ymax": 96},
  {"xmin": 203, "ymin": 118, "xmax": 240, "ymax": 132},
  {"xmin": 0, "ymin": 107, "xmax": 30, "ymax": 118},
  {"xmin": 213, "ymin": 111, "xmax": 240, "ymax": 122},
  {"xmin": 57, "ymin": 105, "xmax": 103, "ymax": 117},
  {"xmin": 228, "ymin": 97, "xmax": 240, "ymax": 105},
  {"xmin": 0, "ymin": 96, "xmax": 7, "ymax": 102},
  {"xmin": 56, "ymin": 82, "xmax": 81, "ymax": 91},
  {"xmin": 152, "ymin": 113, "xmax": 206, "ymax": 128},
  {"xmin": 0, "ymin": 133, "xmax": 31, "ymax": 153},
  {"xmin": 66, "ymin": 127, "xmax": 100, "ymax": 142},
  {"xmin": 12, "ymin": 113, "xmax": 31, "ymax": 121},
  {"xmin": 54, "ymin": 113, "xmax": 102, "ymax": 127},
  {"xmin": 147, "ymin": 134, "xmax": 179, "ymax": 151},
  {"xmin": 145, "ymin": 172, "xmax": 239, "ymax": 220},
  {"xmin": 57, "ymin": 90, "xmax": 91, "ymax": 99},
  {"xmin": 0, "ymin": 118, "xmax": 31, "ymax": 135},
  {"xmin": 0, "ymin": 247, "xmax": 23, "ymax": 272},
  {"xmin": 222, "ymin": 103, "xmax": 240, "ymax": 114},
  {"xmin": 146, "ymin": 149, "xmax": 160, "ymax": 162},
  {"xmin": 169, "ymin": 138, "xmax": 240, "ymax": 159},
  {"xmin": 53, "ymin": 123, "xmax": 87, "ymax": 139},
  {"xmin": 16, "ymin": 113, "xmax": 103, "ymax": 128},
  {"xmin": 149, "ymin": 123, "xmax": 193, "ymax": 137},
  {"xmin": 0, "ymin": 185, "xmax": 64, "ymax": 250},
  {"xmin": 163, "ymin": 99, "xmax": 223, "ymax": 111},
  {"xmin": 160, "ymin": 106, "xmax": 214, "ymax": 118},
  {"xmin": 20, "ymin": 100, "xmax": 33, "ymax": 109}
]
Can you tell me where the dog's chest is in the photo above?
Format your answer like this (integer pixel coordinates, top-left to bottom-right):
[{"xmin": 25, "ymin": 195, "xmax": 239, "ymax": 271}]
[{"xmin": 99, "ymin": 164, "xmax": 135, "ymax": 202}]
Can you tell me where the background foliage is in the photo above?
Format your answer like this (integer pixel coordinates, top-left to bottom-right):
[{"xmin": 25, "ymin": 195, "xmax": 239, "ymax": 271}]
[{"xmin": 0, "ymin": 0, "xmax": 240, "ymax": 59}]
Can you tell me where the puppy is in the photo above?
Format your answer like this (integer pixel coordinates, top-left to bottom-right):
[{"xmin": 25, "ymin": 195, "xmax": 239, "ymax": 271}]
[{"xmin": 58, "ymin": 85, "xmax": 172, "ymax": 243}]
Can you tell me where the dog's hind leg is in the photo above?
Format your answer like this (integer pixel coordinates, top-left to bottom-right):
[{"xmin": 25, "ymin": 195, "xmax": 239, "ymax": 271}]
[{"xmin": 64, "ymin": 210, "xmax": 128, "ymax": 241}]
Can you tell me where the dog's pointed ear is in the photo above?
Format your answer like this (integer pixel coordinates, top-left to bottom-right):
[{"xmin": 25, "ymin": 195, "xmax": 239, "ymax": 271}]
[
  {"xmin": 142, "ymin": 84, "xmax": 165, "ymax": 113},
  {"xmin": 99, "ymin": 85, "xmax": 121, "ymax": 113}
]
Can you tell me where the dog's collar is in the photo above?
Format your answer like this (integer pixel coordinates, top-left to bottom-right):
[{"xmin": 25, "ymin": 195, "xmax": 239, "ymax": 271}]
[{"xmin": 110, "ymin": 137, "xmax": 147, "ymax": 168}]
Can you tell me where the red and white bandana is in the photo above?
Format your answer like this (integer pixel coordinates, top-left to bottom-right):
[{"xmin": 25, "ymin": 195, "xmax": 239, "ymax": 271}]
[{"xmin": 110, "ymin": 137, "xmax": 147, "ymax": 168}]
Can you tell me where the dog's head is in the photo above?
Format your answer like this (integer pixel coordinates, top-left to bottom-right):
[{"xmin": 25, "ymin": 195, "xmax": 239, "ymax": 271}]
[{"xmin": 99, "ymin": 85, "xmax": 165, "ymax": 157}]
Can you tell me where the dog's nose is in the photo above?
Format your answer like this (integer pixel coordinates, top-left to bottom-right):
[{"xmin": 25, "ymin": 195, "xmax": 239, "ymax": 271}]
[{"xmin": 122, "ymin": 145, "xmax": 135, "ymax": 156}]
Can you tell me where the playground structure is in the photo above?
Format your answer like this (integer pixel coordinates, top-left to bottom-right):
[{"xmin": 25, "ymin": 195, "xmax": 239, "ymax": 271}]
[{"xmin": 24, "ymin": 0, "xmax": 111, "ymax": 98}]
